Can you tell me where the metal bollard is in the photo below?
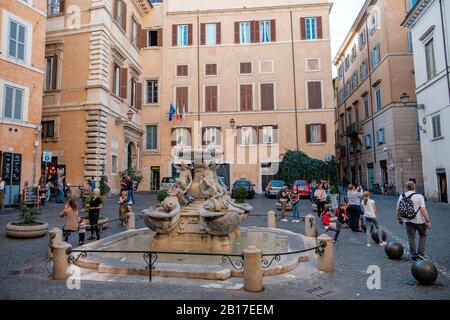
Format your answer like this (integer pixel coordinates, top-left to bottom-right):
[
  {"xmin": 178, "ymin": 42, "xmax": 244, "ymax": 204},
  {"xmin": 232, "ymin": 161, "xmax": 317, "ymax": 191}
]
[
  {"xmin": 243, "ymin": 246, "xmax": 263, "ymax": 292},
  {"xmin": 267, "ymin": 210, "xmax": 276, "ymax": 228},
  {"xmin": 305, "ymin": 214, "xmax": 316, "ymax": 237},
  {"xmin": 48, "ymin": 228, "xmax": 63, "ymax": 259},
  {"xmin": 127, "ymin": 211, "xmax": 135, "ymax": 230},
  {"xmin": 52, "ymin": 242, "xmax": 72, "ymax": 280},
  {"xmin": 316, "ymin": 233, "xmax": 334, "ymax": 272}
]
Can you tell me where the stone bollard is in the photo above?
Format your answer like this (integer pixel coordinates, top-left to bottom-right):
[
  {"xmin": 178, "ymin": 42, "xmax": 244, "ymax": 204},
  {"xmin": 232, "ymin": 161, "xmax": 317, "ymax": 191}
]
[
  {"xmin": 305, "ymin": 214, "xmax": 316, "ymax": 237},
  {"xmin": 316, "ymin": 233, "xmax": 334, "ymax": 273},
  {"xmin": 243, "ymin": 246, "xmax": 263, "ymax": 292},
  {"xmin": 48, "ymin": 228, "xmax": 63, "ymax": 258},
  {"xmin": 267, "ymin": 210, "xmax": 276, "ymax": 228},
  {"xmin": 127, "ymin": 211, "xmax": 135, "ymax": 230},
  {"xmin": 52, "ymin": 242, "xmax": 72, "ymax": 280}
]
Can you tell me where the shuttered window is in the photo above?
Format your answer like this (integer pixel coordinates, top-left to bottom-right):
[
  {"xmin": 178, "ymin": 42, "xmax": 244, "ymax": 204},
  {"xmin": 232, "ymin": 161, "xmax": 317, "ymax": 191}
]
[
  {"xmin": 173, "ymin": 24, "xmax": 192, "ymax": 46},
  {"xmin": 205, "ymin": 64, "xmax": 217, "ymax": 76},
  {"xmin": 205, "ymin": 85, "xmax": 218, "ymax": 112},
  {"xmin": 176, "ymin": 87, "xmax": 189, "ymax": 113},
  {"xmin": 239, "ymin": 85, "xmax": 253, "ymax": 111},
  {"xmin": 48, "ymin": 0, "xmax": 64, "ymax": 16},
  {"xmin": 176, "ymin": 65, "xmax": 189, "ymax": 77},
  {"xmin": 240, "ymin": 62, "xmax": 252, "ymax": 74},
  {"xmin": 307, "ymin": 81, "xmax": 322, "ymax": 109},
  {"xmin": 147, "ymin": 29, "xmax": 162, "ymax": 47},
  {"xmin": 301, "ymin": 16, "xmax": 322, "ymax": 40},
  {"xmin": 45, "ymin": 56, "xmax": 58, "ymax": 91},
  {"xmin": 260, "ymin": 83, "xmax": 274, "ymax": 111},
  {"xmin": 306, "ymin": 124, "xmax": 327, "ymax": 143}
]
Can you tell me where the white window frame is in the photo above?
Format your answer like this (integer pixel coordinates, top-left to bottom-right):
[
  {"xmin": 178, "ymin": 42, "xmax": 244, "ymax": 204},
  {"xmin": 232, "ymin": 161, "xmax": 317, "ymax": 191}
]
[
  {"xmin": 305, "ymin": 17, "xmax": 317, "ymax": 40},
  {"xmin": 177, "ymin": 24, "xmax": 188, "ymax": 47},
  {"xmin": 204, "ymin": 127, "xmax": 218, "ymax": 146},
  {"xmin": 377, "ymin": 128, "xmax": 385, "ymax": 145},
  {"xmin": 425, "ymin": 38, "xmax": 436, "ymax": 80},
  {"xmin": 305, "ymin": 58, "xmax": 321, "ymax": 72},
  {"xmin": 238, "ymin": 83, "xmax": 254, "ymax": 112},
  {"xmin": 240, "ymin": 21, "xmax": 251, "ymax": 44},
  {"xmin": 175, "ymin": 127, "xmax": 189, "ymax": 146},
  {"xmin": 3, "ymin": 11, "xmax": 32, "ymax": 66},
  {"xmin": 44, "ymin": 56, "xmax": 57, "ymax": 91},
  {"xmin": 146, "ymin": 79, "xmax": 159, "ymax": 105},
  {"xmin": 369, "ymin": 12, "xmax": 378, "ymax": 35},
  {"xmin": 262, "ymin": 126, "xmax": 274, "ymax": 144},
  {"xmin": 204, "ymin": 63, "xmax": 218, "ymax": 77},
  {"xmin": 1, "ymin": 81, "xmax": 28, "ymax": 122},
  {"xmin": 239, "ymin": 61, "xmax": 253, "ymax": 75},
  {"xmin": 175, "ymin": 64, "xmax": 189, "ymax": 77},
  {"xmin": 205, "ymin": 23, "xmax": 217, "ymax": 45},
  {"xmin": 309, "ymin": 123, "xmax": 324, "ymax": 144},
  {"xmin": 145, "ymin": 124, "xmax": 159, "ymax": 151},
  {"xmin": 365, "ymin": 134, "xmax": 372, "ymax": 149},
  {"xmin": 111, "ymin": 154, "xmax": 118, "ymax": 175},
  {"xmin": 48, "ymin": 0, "xmax": 61, "ymax": 16},
  {"xmin": 113, "ymin": 64, "xmax": 121, "ymax": 96},
  {"xmin": 240, "ymin": 126, "xmax": 255, "ymax": 146},
  {"xmin": 131, "ymin": 18, "xmax": 138, "ymax": 47},
  {"xmin": 259, "ymin": 60, "xmax": 274, "ymax": 74},
  {"xmin": 431, "ymin": 113, "xmax": 443, "ymax": 139},
  {"xmin": 147, "ymin": 29, "xmax": 158, "ymax": 47},
  {"xmin": 260, "ymin": 20, "xmax": 271, "ymax": 43}
]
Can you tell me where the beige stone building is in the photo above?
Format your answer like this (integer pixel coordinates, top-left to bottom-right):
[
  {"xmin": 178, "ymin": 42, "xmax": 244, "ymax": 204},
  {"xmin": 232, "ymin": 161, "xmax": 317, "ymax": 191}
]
[
  {"xmin": 0, "ymin": 0, "xmax": 47, "ymax": 205},
  {"xmin": 40, "ymin": 0, "xmax": 335, "ymax": 194},
  {"xmin": 334, "ymin": 0, "xmax": 423, "ymax": 194}
]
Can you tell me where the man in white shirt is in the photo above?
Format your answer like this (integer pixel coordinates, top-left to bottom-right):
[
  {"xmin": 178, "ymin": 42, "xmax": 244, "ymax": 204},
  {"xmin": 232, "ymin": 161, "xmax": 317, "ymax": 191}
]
[
  {"xmin": 0, "ymin": 176, "xmax": 5, "ymax": 211},
  {"xmin": 396, "ymin": 181, "xmax": 432, "ymax": 260}
]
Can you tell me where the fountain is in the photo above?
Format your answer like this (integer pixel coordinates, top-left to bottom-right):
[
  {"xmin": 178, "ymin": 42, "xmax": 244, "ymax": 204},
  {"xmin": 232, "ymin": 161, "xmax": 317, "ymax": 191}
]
[
  {"xmin": 143, "ymin": 147, "xmax": 252, "ymax": 252},
  {"xmin": 69, "ymin": 147, "xmax": 318, "ymax": 280}
]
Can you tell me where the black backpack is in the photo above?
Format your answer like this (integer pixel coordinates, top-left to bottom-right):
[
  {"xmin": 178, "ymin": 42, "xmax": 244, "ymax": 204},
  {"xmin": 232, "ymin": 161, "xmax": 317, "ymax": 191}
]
[{"xmin": 399, "ymin": 193, "xmax": 421, "ymax": 219}]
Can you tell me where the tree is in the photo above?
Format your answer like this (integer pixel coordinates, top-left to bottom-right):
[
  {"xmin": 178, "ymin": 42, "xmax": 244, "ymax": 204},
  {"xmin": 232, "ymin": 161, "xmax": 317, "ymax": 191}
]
[{"xmin": 99, "ymin": 175, "xmax": 111, "ymax": 196}]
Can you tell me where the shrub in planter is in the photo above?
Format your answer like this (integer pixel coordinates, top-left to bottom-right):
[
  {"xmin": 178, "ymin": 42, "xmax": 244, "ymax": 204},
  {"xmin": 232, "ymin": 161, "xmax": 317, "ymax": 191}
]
[
  {"xmin": 99, "ymin": 175, "xmax": 111, "ymax": 196},
  {"xmin": 232, "ymin": 187, "xmax": 248, "ymax": 204},
  {"xmin": 6, "ymin": 203, "xmax": 48, "ymax": 238}
]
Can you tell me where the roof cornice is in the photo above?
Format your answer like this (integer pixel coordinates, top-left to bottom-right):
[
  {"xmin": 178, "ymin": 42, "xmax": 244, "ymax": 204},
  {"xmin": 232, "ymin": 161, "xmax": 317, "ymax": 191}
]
[{"xmin": 401, "ymin": 0, "xmax": 433, "ymax": 28}]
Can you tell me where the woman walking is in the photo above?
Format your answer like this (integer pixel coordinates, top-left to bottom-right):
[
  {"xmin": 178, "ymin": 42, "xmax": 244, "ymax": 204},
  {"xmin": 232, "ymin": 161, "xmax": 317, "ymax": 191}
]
[
  {"xmin": 314, "ymin": 184, "xmax": 328, "ymax": 217},
  {"xmin": 361, "ymin": 192, "xmax": 387, "ymax": 247},
  {"xmin": 347, "ymin": 184, "xmax": 364, "ymax": 232},
  {"xmin": 290, "ymin": 185, "xmax": 301, "ymax": 223},
  {"xmin": 60, "ymin": 199, "xmax": 79, "ymax": 243},
  {"xmin": 86, "ymin": 188, "xmax": 102, "ymax": 241}
]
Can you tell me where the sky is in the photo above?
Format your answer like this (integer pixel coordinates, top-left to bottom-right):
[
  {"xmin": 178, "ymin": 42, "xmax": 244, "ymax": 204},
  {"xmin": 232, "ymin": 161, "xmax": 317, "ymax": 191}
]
[{"xmin": 330, "ymin": 0, "xmax": 366, "ymax": 73}]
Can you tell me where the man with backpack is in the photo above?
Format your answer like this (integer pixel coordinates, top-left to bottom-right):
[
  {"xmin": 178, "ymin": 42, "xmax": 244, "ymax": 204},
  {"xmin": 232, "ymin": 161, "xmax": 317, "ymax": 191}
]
[{"xmin": 396, "ymin": 181, "xmax": 432, "ymax": 261}]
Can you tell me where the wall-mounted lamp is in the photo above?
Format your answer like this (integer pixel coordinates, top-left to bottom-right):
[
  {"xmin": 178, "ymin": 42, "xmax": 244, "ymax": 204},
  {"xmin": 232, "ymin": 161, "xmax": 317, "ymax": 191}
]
[
  {"xmin": 127, "ymin": 109, "xmax": 134, "ymax": 121},
  {"xmin": 400, "ymin": 92, "xmax": 425, "ymax": 110},
  {"xmin": 229, "ymin": 118, "xmax": 236, "ymax": 129}
]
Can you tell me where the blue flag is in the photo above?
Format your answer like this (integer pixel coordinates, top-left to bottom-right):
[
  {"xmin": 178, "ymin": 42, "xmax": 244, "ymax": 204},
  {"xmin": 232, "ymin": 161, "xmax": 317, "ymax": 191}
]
[{"xmin": 169, "ymin": 103, "xmax": 176, "ymax": 121}]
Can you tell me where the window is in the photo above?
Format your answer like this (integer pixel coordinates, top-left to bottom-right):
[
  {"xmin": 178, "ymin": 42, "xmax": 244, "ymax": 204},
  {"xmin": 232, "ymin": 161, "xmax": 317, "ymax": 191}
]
[
  {"xmin": 239, "ymin": 84, "xmax": 253, "ymax": 111},
  {"xmin": 41, "ymin": 120, "xmax": 55, "ymax": 139},
  {"xmin": 360, "ymin": 60, "xmax": 367, "ymax": 79},
  {"xmin": 305, "ymin": 17, "xmax": 317, "ymax": 40},
  {"xmin": 377, "ymin": 128, "xmax": 385, "ymax": 145},
  {"xmin": 260, "ymin": 83, "xmax": 275, "ymax": 111},
  {"xmin": 113, "ymin": 64, "xmax": 120, "ymax": 96},
  {"xmin": 205, "ymin": 64, "xmax": 217, "ymax": 76},
  {"xmin": 406, "ymin": 0, "xmax": 419, "ymax": 12},
  {"xmin": 425, "ymin": 39, "xmax": 436, "ymax": 80},
  {"xmin": 131, "ymin": 18, "xmax": 138, "ymax": 47},
  {"xmin": 240, "ymin": 62, "xmax": 252, "ymax": 75},
  {"xmin": 204, "ymin": 127, "xmax": 218, "ymax": 146},
  {"xmin": 351, "ymin": 45, "xmax": 357, "ymax": 61},
  {"xmin": 177, "ymin": 24, "xmax": 188, "ymax": 46},
  {"xmin": 262, "ymin": 126, "xmax": 274, "ymax": 144},
  {"xmin": 114, "ymin": 0, "xmax": 126, "ymax": 31},
  {"xmin": 130, "ymin": 77, "xmax": 136, "ymax": 107},
  {"xmin": 371, "ymin": 45, "xmax": 380, "ymax": 68},
  {"xmin": 176, "ymin": 65, "xmax": 189, "ymax": 77},
  {"xmin": 416, "ymin": 123, "xmax": 421, "ymax": 140},
  {"xmin": 354, "ymin": 105, "xmax": 360, "ymax": 122},
  {"xmin": 345, "ymin": 55, "xmax": 350, "ymax": 70},
  {"xmin": 146, "ymin": 125, "xmax": 158, "ymax": 150},
  {"xmin": 45, "ymin": 56, "xmax": 58, "ymax": 91},
  {"xmin": 111, "ymin": 155, "xmax": 118, "ymax": 174},
  {"xmin": 345, "ymin": 80, "xmax": 351, "ymax": 97},
  {"xmin": 240, "ymin": 22, "xmax": 251, "ymax": 44},
  {"xmin": 407, "ymin": 31, "xmax": 414, "ymax": 52},
  {"xmin": 176, "ymin": 87, "xmax": 189, "ymax": 113},
  {"xmin": 146, "ymin": 80, "xmax": 158, "ymax": 104},
  {"xmin": 307, "ymin": 81, "xmax": 322, "ymax": 109},
  {"xmin": 150, "ymin": 0, "xmax": 162, "ymax": 4},
  {"xmin": 205, "ymin": 85, "xmax": 218, "ymax": 112},
  {"xmin": 363, "ymin": 94, "xmax": 370, "ymax": 118},
  {"xmin": 358, "ymin": 31, "xmax": 366, "ymax": 49},
  {"xmin": 147, "ymin": 30, "xmax": 158, "ymax": 47},
  {"xmin": 375, "ymin": 86, "xmax": 382, "ymax": 111},
  {"xmin": 340, "ymin": 114, "xmax": 345, "ymax": 133},
  {"xmin": 369, "ymin": 12, "xmax": 378, "ymax": 34},
  {"xmin": 307, "ymin": 124, "xmax": 327, "ymax": 143},
  {"xmin": 306, "ymin": 58, "xmax": 320, "ymax": 72},
  {"xmin": 240, "ymin": 127, "xmax": 255, "ymax": 145},
  {"xmin": 260, "ymin": 20, "xmax": 271, "ymax": 43},
  {"xmin": 48, "ymin": 0, "xmax": 63, "ymax": 16},
  {"xmin": 365, "ymin": 134, "xmax": 372, "ymax": 149},
  {"xmin": 351, "ymin": 72, "xmax": 358, "ymax": 90},
  {"xmin": 174, "ymin": 128, "xmax": 190, "ymax": 146},
  {"xmin": 8, "ymin": 19, "xmax": 26, "ymax": 61},
  {"xmin": 115, "ymin": 0, "xmax": 122, "ymax": 23},
  {"xmin": 432, "ymin": 114, "xmax": 442, "ymax": 139},
  {"xmin": 2, "ymin": 85, "xmax": 24, "ymax": 121},
  {"xmin": 205, "ymin": 23, "xmax": 217, "ymax": 45}
]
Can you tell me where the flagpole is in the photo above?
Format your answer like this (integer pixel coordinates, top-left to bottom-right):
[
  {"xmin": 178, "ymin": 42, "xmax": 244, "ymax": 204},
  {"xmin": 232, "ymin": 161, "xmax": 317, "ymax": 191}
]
[{"xmin": 197, "ymin": 14, "xmax": 201, "ymax": 122}]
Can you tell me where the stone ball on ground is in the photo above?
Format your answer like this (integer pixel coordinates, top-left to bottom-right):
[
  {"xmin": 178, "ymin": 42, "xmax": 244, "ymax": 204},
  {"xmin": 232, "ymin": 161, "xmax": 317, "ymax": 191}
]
[
  {"xmin": 371, "ymin": 229, "xmax": 387, "ymax": 243},
  {"xmin": 411, "ymin": 259, "xmax": 438, "ymax": 286},
  {"xmin": 384, "ymin": 241, "xmax": 404, "ymax": 260}
]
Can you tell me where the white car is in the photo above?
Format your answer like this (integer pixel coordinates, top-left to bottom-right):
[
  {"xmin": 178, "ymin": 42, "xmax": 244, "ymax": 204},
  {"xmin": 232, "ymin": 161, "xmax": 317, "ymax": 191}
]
[{"xmin": 160, "ymin": 177, "xmax": 176, "ymax": 191}]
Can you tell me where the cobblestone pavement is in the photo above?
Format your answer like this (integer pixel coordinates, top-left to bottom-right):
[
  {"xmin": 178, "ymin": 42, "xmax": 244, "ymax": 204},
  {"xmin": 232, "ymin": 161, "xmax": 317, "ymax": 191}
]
[{"xmin": 0, "ymin": 192, "xmax": 449, "ymax": 300}]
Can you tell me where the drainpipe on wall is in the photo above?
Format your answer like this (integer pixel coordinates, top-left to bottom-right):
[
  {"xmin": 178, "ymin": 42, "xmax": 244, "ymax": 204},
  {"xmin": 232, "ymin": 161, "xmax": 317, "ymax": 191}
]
[
  {"xmin": 33, "ymin": 125, "xmax": 42, "ymax": 186},
  {"xmin": 290, "ymin": 10, "xmax": 300, "ymax": 151},
  {"xmin": 439, "ymin": 0, "xmax": 450, "ymax": 104}
]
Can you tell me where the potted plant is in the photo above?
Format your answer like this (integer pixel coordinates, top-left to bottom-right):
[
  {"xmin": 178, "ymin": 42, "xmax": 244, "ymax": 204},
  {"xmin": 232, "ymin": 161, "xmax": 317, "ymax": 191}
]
[
  {"xmin": 6, "ymin": 203, "xmax": 49, "ymax": 239},
  {"xmin": 231, "ymin": 187, "xmax": 248, "ymax": 204},
  {"xmin": 99, "ymin": 175, "xmax": 111, "ymax": 197},
  {"xmin": 119, "ymin": 167, "xmax": 143, "ymax": 191}
]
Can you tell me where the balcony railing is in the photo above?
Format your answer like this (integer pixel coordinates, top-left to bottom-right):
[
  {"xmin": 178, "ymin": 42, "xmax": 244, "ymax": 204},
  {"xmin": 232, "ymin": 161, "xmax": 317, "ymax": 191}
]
[{"xmin": 346, "ymin": 121, "xmax": 362, "ymax": 138}]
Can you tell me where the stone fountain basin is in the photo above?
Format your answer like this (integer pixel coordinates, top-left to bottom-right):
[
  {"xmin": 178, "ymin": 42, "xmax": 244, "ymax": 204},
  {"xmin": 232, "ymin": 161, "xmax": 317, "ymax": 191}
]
[{"xmin": 72, "ymin": 227, "xmax": 317, "ymax": 281}]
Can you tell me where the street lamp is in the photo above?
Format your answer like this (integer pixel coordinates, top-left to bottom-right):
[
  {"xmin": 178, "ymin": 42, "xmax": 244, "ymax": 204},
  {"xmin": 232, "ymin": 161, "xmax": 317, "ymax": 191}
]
[
  {"xmin": 229, "ymin": 118, "xmax": 236, "ymax": 129},
  {"xmin": 127, "ymin": 109, "xmax": 134, "ymax": 121},
  {"xmin": 400, "ymin": 92, "xmax": 425, "ymax": 110}
]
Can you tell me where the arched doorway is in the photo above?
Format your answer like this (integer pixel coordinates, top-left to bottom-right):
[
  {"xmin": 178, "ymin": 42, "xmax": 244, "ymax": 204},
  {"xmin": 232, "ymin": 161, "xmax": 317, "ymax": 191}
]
[{"xmin": 127, "ymin": 142, "xmax": 137, "ymax": 170}]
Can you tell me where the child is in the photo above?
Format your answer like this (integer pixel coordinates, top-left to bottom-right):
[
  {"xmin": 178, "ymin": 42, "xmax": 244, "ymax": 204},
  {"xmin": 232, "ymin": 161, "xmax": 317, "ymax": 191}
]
[
  {"xmin": 322, "ymin": 207, "xmax": 337, "ymax": 230},
  {"xmin": 78, "ymin": 217, "xmax": 87, "ymax": 245},
  {"xmin": 118, "ymin": 190, "xmax": 129, "ymax": 227},
  {"xmin": 361, "ymin": 191, "xmax": 387, "ymax": 247}
]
